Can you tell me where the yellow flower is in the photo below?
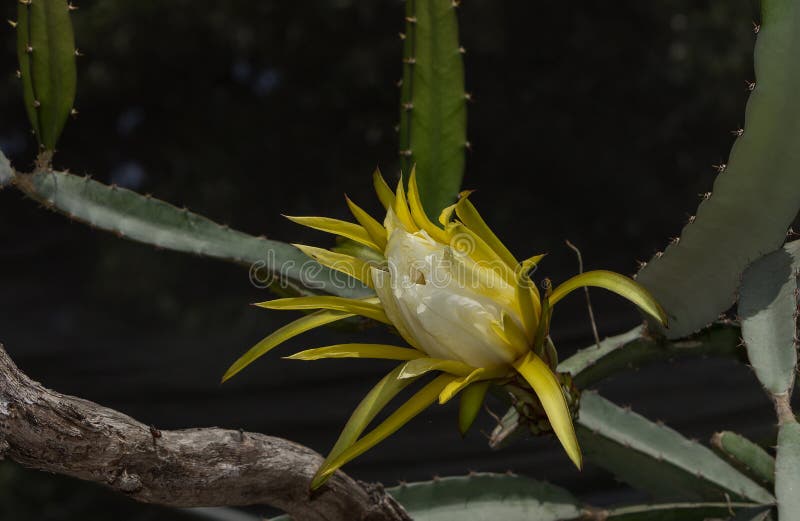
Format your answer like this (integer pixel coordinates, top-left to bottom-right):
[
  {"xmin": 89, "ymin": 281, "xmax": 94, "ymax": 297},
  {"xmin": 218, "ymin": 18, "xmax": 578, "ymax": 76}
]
[{"xmin": 222, "ymin": 168, "xmax": 667, "ymax": 489}]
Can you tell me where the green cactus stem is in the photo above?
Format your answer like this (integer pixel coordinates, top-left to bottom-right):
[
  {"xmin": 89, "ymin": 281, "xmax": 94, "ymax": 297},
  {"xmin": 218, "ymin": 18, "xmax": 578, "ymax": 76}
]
[
  {"xmin": 711, "ymin": 431, "xmax": 775, "ymax": 489},
  {"xmin": 16, "ymin": 0, "xmax": 77, "ymax": 151},
  {"xmin": 576, "ymin": 392, "xmax": 774, "ymax": 504},
  {"xmin": 636, "ymin": 0, "xmax": 800, "ymax": 339},
  {"xmin": 739, "ymin": 240, "xmax": 800, "ymax": 397},
  {"xmin": 11, "ymin": 167, "xmax": 372, "ymax": 299},
  {"xmin": 399, "ymin": 0, "xmax": 467, "ymax": 217}
]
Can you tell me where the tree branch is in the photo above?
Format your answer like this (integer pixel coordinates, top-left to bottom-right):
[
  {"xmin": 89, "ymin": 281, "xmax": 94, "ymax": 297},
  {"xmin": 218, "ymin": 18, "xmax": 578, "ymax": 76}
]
[{"xmin": 0, "ymin": 343, "xmax": 410, "ymax": 521}]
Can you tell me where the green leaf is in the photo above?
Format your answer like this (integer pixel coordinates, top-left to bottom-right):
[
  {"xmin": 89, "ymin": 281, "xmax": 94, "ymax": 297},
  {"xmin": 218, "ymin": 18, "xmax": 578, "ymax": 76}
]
[
  {"xmin": 776, "ymin": 420, "xmax": 800, "ymax": 521},
  {"xmin": 550, "ymin": 270, "xmax": 667, "ymax": 326},
  {"xmin": 12, "ymin": 169, "xmax": 372, "ymax": 299},
  {"xmin": 739, "ymin": 241, "xmax": 800, "ymax": 396},
  {"xmin": 577, "ymin": 392, "xmax": 775, "ymax": 504},
  {"xmin": 399, "ymin": 0, "xmax": 467, "ymax": 217},
  {"xmin": 711, "ymin": 431, "xmax": 775, "ymax": 489},
  {"xmin": 17, "ymin": 0, "xmax": 77, "ymax": 150},
  {"xmin": 388, "ymin": 473, "xmax": 582, "ymax": 521},
  {"xmin": 635, "ymin": 0, "xmax": 800, "ymax": 338}
]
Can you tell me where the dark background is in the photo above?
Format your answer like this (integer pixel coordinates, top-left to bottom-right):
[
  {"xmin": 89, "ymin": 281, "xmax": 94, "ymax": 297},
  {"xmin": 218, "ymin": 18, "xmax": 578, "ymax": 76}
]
[{"xmin": 0, "ymin": 1, "xmax": 778, "ymax": 519}]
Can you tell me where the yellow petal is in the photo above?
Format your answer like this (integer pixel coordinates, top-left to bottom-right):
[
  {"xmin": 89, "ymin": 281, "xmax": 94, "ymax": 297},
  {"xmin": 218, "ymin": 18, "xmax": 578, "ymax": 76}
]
[
  {"xmin": 399, "ymin": 358, "xmax": 474, "ymax": 379},
  {"xmin": 345, "ymin": 196, "xmax": 388, "ymax": 250},
  {"xmin": 293, "ymin": 244, "xmax": 374, "ymax": 288},
  {"xmin": 285, "ymin": 344, "xmax": 424, "ymax": 361},
  {"xmin": 372, "ymin": 167, "xmax": 396, "ymax": 210},
  {"xmin": 515, "ymin": 254, "xmax": 546, "ymax": 340},
  {"xmin": 439, "ymin": 365, "xmax": 509, "ymax": 404},
  {"xmin": 458, "ymin": 381, "xmax": 490, "ymax": 435},
  {"xmin": 455, "ymin": 195, "xmax": 518, "ymax": 269},
  {"xmin": 513, "ymin": 352, "xmax": 582, "ymax": 469},
  {"xmin": 407, "ymin": 168, "xmax": 450, "ymax": 243},
  {"xmin": 255, "ymin": 296, "xmax": 390, "ymax": 324},
  {"xmin": 393, "ymin": 177, "xmax": 419, "ymax": 233},
  {"xmin": 312, "ymin": 373, "xmax": 456, "ymax": 489},
  {"xmin": 550, "ymin": 270, "xmax": 668, "ymax": 326},
  {"xmin": 446, "ymin": 222, "xmax": 515, "ymax": 284},
  {"xmin": 489, "ymin": 312, "xmax": 530, "ymax": 358},
  {"xmin": 284, "ymin": 215, "xmax": 379, "ymax": 251},
  {"xmin": 221, "ymin": 310, "xmax": 352, "ymax": 382},
  {"xmin": 324, "ymin": 364, "xmax": 418, "ymax": 472},
  {"xmin": 438, "ymin": 201, "xmax": 458, "ymax": 227}
]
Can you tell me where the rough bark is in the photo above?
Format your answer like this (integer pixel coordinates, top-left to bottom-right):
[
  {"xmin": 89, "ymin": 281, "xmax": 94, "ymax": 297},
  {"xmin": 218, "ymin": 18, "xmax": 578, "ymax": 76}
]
[{"xmin": 0, "ymin": 343, "xmax": 410, "ymax": 521}]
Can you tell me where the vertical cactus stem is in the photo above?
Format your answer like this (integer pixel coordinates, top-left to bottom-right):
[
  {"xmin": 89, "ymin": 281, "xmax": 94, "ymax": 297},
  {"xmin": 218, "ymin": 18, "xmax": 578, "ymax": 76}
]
[
  {"xmin": 399, "ymin": 0, "xmax": 418, "ymax": 177},
  {"xmin": 17, "ymin": 0, "xmax": 78, "ymax": 152}
]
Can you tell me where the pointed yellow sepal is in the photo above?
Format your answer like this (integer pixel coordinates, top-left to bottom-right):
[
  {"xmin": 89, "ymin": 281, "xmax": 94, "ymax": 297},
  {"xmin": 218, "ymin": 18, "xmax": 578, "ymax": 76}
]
[
  {"xmin": 292, "ymin": 244, "xmax": 375, "ymax": 288},
  {"xmin": 286, "ymin": 343, "xmax": 423, "ymax": 361},
  {"xmin": 312, "ymin": 374, "xmax": 457, "ymax": 489},
  {"xmin": 254, "ymin": 296, "xmax": 390, "ymax": 324},
  {"xmin": 550, "ymin": 270, "xmax": 668, "ymax": 326},
  {"xmin": 284, "ymin": 215, "xmax": 380, "ymax": 251},
  {"xmin": 458, "ymin": 381, "xmax": 490, "ymax": 435},
  {"xmin": 372, "ymin": 167, "xmax": 396, "ymax": 210},
  {"xmin": 222, "ymin": 310, "xmax": 352, "ymax": 382},
  {"xmin": 513, "ymin": 352, "xmax": 582, "ymax": 470}
]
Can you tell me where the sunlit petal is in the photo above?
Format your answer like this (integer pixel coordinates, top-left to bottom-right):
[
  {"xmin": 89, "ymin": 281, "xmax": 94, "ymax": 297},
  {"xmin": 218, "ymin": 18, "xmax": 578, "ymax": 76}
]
[
  {"xmin": 312, "ymin": 374, "xmax": 457, "ymax": 489},
  {"xmin": 399, "ymin": 357, "xmax": 475, "ymax": 379},
  {"xmin": 513, "ymin": 352, "xmax": 582, "ymax": 469},
  {"xmin": 255, "ymin": 295, "xmax": 390, "ymax": 324},
  {"xmin": 372, "ymin": 167, "xmax": 396, "ymax": 210},
  {"xmin": 286, "ymin": 343, "xmax": 423, "ymax": 361},
  {"xmin": 550, "ymin": 270, "xmax": 668, "ymax": 325},
  {"xmin": 293, "ymin": 244, "xmax": 374, "ymax": 287},
  {"xmin": 284, "ymin": 215, "xmax": 379, "ymax": 251},
  {"xmin": 345, "ymin": 196, "xmax": 388, "ymax": 250},
  {"xmin": 222, "ymin": 310, "xmax": 352, "ymax": 382}
]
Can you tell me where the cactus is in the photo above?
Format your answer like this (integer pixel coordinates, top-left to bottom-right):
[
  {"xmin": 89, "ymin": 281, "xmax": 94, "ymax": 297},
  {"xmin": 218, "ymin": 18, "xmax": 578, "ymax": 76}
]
[
  {"xmin": 577, "ymin": 392, "xmax": 774, "ymax": 504},
  {"xmin": 711, "ymin": 431, "xmax": 775, "ymax": 489},
  {"xmin": 775, "ymin": 420, "xmax": 800, "ymax": 521},
  {"xmin": 739, "ymin": 240, "xmax": 800, "ymax": 396},
  {"xmin": 399, "ymin": 0, "xmax": 467, "ymax": 217},
  {"xmin": 386, "ymin": 473, "xmax": 581, "ymax": 521},
  {"xmin": 269, "ymin": 473, "xmax": 761, "ymax": 521},
  {"xmin": 11, "ymin": 168, "xmax": 372, "ymax": 299},
  {"xmin": 597, "ymin": 503, "xmax": 767, "ymax": 521},
  {"xmin": 559, "ymin": 322, "xmax": 742, "ymax": 389},
  {"xmin": 635, "ymin": 0, "xmax": 800, "ymax": 339},
  {"xmin": 15, "ymin": 0, "xmax": 77, "ymax": 151}
]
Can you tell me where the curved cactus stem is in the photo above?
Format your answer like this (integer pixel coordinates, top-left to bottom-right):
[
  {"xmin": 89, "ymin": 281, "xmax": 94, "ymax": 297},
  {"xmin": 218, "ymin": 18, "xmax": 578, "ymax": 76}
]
[
  {"xmin": 387, "ymin": 473, "xmax": 581, "ymax": 521},
  {"xmin": 11, "ymin": 168, "xmax": 372, "ymax": 299},
  {"xmin": 399, "ymin": 0, "xmax": 467, "ymax": 217},
  {"xmin": 710, "ymin": 431, "xmax": 775, "ymax": 490},
  {"xmin": 739, "ymin": 241, "xmax": 800, "ymax": 397},
  {"xmin": 635, "ymin": 0, "xmax": 800, "ymax": 339},
  {"xmin": 577, "ymin": 392, "xmax": 775, "ymax": 504},
  {"xmin": 595, "ymin": 503, "xmax": 766, "ymax": 521},
  {"xmin": 559, "ymin": 322, "xmax": 743, "ymax": 389}
]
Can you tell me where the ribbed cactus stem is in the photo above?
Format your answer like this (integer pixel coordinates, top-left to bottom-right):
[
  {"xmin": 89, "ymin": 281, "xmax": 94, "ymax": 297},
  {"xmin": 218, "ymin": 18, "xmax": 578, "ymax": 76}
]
[{"xmin": 16, "ymin": 0, "xmax": 77, "ymax": 152}]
